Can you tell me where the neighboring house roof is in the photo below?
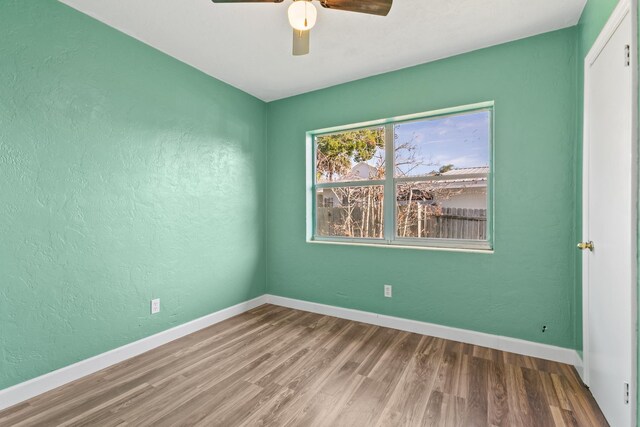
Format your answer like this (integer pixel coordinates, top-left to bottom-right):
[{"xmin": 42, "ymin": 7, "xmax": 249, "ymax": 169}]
[
  {"xmin": 396, "ymin": 167, "xmax": 488, "ymax": 203},
  {"xmin": 440, "ymin": 166, "xmax": 489, "ymax": 176},
  {"xmin": 435, "ymin": 166, "xmax": 488, "ymax": 189}
]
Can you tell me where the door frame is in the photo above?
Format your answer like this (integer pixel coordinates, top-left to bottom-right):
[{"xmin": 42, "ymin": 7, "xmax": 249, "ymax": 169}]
[{"xmin": 582, "ymin": 0, "xmax": 638, "ymax": 423}]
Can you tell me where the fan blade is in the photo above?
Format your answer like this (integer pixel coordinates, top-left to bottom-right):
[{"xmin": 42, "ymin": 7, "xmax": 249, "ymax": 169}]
[
  {"xmin": 292, "ymin": 29, "xmax": 310, "ymax": 56},
  {"xmin": 320, "ymin": 0, "xmax": 391, "ymax": 16},
  {"xmin": 211, "ymin": 0, "xmax": 283, "ymax": 3}
]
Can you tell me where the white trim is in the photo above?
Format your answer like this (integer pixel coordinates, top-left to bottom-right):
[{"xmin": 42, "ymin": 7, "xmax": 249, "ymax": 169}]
[
  {"xmin": 575, "ymin": 363, "xmax": 585, "ymax": 383},
  {"xmin": 0, "ymin": 295, "xmax": 269, "ymax": 412},
  {"xmin": 265, "ymin": 295, "xmax": 582, "ymax": 367},
  {"xmin": 581, "ymin": 36, "xmax": 592, "ymax": 388},
  {"xmin": 307, "ymin": 239, "xmax": 494, "ymax": 254},
  {"xmin": 632, "ymin": 1, "xmax": 639, "ymax": 424},
  {"xmin": 585, "ymin": 0, "xmax": 632, "ymax": 66},
  {"xmin": 582, "ymin": 1, "xmax": 637, "ymax": 425}
]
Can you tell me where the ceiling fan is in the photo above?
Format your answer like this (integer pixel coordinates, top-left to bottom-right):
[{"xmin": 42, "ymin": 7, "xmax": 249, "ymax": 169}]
[{"xmin": 210, "ymin": 0, "xmax": 393, "ymax": 55}]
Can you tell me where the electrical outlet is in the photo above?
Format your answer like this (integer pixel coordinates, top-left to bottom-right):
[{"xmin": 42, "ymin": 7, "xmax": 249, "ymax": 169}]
[
  {"xmin": 151, "ymin": 298, "xmax": 160, "ymax": 314},
  {"xmin": 384, "ymin": 285, "xmax": 392, "ymax": 298}
]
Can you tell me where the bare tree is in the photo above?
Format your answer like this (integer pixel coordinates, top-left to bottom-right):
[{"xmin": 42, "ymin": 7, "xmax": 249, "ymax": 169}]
[{"xmin": 315, "ymin": 128, "xmax": 483, "ymax": 239}]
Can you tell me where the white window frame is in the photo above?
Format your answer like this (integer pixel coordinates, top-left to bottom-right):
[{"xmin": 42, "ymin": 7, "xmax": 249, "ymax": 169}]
[{"xmin": 306, "ymin": 101, "xmax": 495, "ymax": 251}]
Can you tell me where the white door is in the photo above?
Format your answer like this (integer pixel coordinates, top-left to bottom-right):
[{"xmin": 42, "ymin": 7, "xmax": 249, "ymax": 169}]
[{"xmin": 582, "ymin": 2, "xmax": 635, "ymax": 426}]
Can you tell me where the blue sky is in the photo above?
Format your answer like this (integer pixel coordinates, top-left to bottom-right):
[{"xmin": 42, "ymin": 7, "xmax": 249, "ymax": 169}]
[{"xmin": 393, "ymin": 110, "xmax": 490, "ymax": 177}]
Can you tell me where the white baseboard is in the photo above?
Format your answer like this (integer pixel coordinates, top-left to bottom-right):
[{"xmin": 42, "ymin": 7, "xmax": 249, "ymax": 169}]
[
  {"xmin": 575, "ymin": 363, "xmax": 585, "ymax": 383},
  {"xmin": 0, "ymin": 295, "xmax": 269, "ymax": 411},
  {"xmin": 265, "ymin": 294, "xmax": 582, "ymax": 368},
  {"xmin": 1, "ymin": 293, "xmax": 583, "ymax": 412}
]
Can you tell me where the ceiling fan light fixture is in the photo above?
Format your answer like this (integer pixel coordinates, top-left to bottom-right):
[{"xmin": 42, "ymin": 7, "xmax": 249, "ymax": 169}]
[{"xmin": 288, "ymin": 1, "xmax": 317, "ymax": 31}]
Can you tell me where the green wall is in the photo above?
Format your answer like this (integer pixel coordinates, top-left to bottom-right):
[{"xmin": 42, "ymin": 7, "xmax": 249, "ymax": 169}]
[
  {"xmin": 266, "ymin": 28, "xmax": 579, "ymax": 349},
  {"xmin": 0, "ymin": 0, "xmax": 267, "ymax": 390}
]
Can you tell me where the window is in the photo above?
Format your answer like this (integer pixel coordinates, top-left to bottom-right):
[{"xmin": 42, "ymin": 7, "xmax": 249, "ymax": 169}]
[{"xmin": 309, "ymin": 102, "xmax": 493, "ymax": 250}]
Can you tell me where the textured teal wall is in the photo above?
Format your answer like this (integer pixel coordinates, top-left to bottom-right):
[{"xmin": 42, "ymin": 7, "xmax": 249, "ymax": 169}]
[
  {"xmin": 0, "ymin": 0, "xmax": 266, "ymax": 389},
  {"xmin": 266, "ymin": 29, "xmax": 579, "ymax": 349}
]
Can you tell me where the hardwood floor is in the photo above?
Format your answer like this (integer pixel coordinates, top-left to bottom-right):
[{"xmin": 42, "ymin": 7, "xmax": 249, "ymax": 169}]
[{"xmin": 0, "ymin": 305, "xmax": 608, "ymax": 426}]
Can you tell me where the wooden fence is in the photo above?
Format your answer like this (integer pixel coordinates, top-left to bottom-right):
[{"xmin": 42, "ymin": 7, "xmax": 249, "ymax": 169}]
[
  {"xmin": 316, "ymin": 205, "xmax": 383, "ymax": 238},
  {"xmin": 411, "ymin": 207, "xmax": 487, "ymax": 240},
  {"xmin": 317, "ymin": 206, "xmax": 486, "ymax": 240}
]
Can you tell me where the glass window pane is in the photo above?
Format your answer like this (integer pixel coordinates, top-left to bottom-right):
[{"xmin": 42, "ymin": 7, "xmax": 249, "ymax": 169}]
[
  {"xmin": 396, "ymin": 179, "xmax": 487, "ymax": 240},
  {"xmin": 394, "ymin": 110, "xmax": 490, "ymax": 178},
  {"xmin": 315, "ymin": 127, "xmax": 385, "ymax": 183},
  {"xmin": 316, "ymin": 186, "xmax": 384, "ymax": 239}
]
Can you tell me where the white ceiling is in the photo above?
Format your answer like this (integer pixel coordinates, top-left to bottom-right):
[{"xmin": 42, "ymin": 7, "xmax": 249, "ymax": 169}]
[{"xmin": 60, "ymin": 0, "xmax": 586, "ymax": 102}]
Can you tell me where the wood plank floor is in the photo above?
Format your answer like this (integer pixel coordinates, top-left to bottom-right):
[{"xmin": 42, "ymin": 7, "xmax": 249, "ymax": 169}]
[{"xmin": 0, "ymin": 305, "xmax": 608, "ymax": 426}]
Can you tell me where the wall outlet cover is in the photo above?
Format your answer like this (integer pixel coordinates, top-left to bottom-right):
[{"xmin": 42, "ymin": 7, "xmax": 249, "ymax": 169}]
[
  {"xmin": 151, "ymin": 298, "xmax": 160, "ymax": 314},
  {"xmin": 384, "ymin": 285, "xmax": 392, "ymax": 298}
]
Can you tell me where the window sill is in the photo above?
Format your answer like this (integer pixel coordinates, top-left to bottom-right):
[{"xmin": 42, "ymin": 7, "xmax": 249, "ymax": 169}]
[{"xmin": 307, "ymin": 239, "xmax": 494, "ymax": 254}]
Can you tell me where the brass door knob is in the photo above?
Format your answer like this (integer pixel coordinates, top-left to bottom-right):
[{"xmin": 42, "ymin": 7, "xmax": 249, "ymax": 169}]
[{"xmin": 577, "ymin": 241, "xmax": 594, "ymax": 251}]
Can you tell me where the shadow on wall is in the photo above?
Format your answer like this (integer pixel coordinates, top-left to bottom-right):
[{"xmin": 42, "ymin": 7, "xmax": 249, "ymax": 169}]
[{"xmin": 0, "ymin": 0, "xmax": 267, "ymax": 390}]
